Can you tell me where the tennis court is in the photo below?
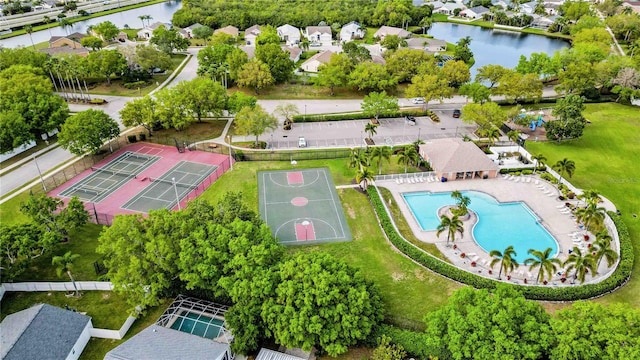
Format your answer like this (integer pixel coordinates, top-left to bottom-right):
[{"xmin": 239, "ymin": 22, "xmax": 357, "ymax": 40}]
[
  {"xmin": 59, "ymin": 152, "xmax": 159, "ymax": 202},
  {"xmin": 258, "ymin": 168, "xmax": 352, "ymax": 245},
  {"xmin": 122, "ymin": 161, "xmax": 217, "ymax": 212}
]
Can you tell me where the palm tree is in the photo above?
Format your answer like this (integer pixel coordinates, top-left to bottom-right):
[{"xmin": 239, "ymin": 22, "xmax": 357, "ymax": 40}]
[
  {"xmin": 575, "ymin": 202, "xmax": 606, "ymax": 232},
  {"xmin": 552, "ymin": 158, "xmax": 575, "ymax": 184},
  {"xmin": 364, "ymin": 122, "xmax": 378, "ymax": 141},
  {"xmin": 138, "ymin": 15, "xmax": 147, "ymax": 28},
  {"xmin": 563, "ymin": 247, "xmax": 596, "ymax": 284},
  {"xmin": 451, "ymin": 190, "xmax": 471, "ymax": 216},
  {"xmin": 531, "ymin": 153, "xmax": 546, "ymax": 174},
  {"xmin": 43, "ymin": 16, "xmax": 53, "ymax": 37},
  {"xmin": 348, "ymin": 148, "xmax": 369, "ymax": 169},
  {"xmin": 300, "ymin": 38, "xmax": 310, "ymax": 51},
  {"xmin": 524, "ymin": 247, "xmax": 561, "ymax": 284},
  {"xmin": 419, "ymin": 16, "xmax": 433, "ymax": 34},
  {"xmin": 436, "ymin": 215, "xmax": 464, "ymax": 246},
  {"xmin": 355, "ymin": 166, "xmax": 374, "ymax": 190},
  {"xmin": 489, "ymin": 245, "xmax": 519, "ymax": 279},
  {"xmin": 52, "ymin": 251, "xmax": 81, "ymax": 296},
  {"xmin": 397, "ymin": 145, "xmax": 418, "ymax": 173},
  {"xmin": 371, "ymin": 146, "xmax": 392, "ymax": 175},
  {"xmin": 507, "ymin": 130, "xmax": 521, "ymax": 149},
  {"xmin": 59, "ymin": 18, "xmax": 72, "ymax": 36},
  {"xmin": 591, "ymin": 239, "xmax": 618, "ymax": 272},
  {"xmin": 25, "ymin": 25, "xmax": 35, "ymax": 49},
  {"xmin": 579, "ymin": 189, "xmax": 602, "ymax": 206}
]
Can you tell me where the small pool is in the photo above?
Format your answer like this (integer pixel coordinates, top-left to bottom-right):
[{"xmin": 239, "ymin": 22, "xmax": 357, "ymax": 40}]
[
  {"xmin": 170, "ymin": 310, "xmax": 224, "ymax": 339},
  {"xmin": 403, "ymin": 191, "xmax": 558, "ymax": 263}
]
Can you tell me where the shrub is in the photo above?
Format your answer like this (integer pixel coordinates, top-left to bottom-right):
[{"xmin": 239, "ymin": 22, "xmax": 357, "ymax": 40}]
[
  {"xmin": 366, "ymin": 187, "xmax": 633, "ymax": 301},
  {"xmin": 379, "ymin": 325, "xmax": 435, "ymax": 358},
  {"xmin": 540, "ymin": 172, "xmax": 557, "ymax": 183},
  {"xmin": 89, "ymin": 98, "xmax": 105, "ymax": 104},
  {"xmin": 522, "ymin": 169, "xmax": 533, "ymax": 175},
  {"xmin": 123, "ymin": 80, "xmax": 148, "ymax": 89}
]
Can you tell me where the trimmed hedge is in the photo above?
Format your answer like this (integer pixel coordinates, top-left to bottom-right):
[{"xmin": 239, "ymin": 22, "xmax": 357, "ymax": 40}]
[
  {"xmin": 292, "ymin": 109, "xmax": 432, "ymax": 123},
  {"xmin": 379, "ymin": 325, "xmax": 435, "ymax": 358},
  {"xmin": 367, "ymin": 186, "xmax": 633, "ymax": 301}
]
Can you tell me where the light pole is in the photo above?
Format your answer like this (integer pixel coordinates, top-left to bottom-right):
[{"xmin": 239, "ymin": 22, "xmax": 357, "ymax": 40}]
[
  {"xmin": 172, "ymin": 177, "xmax": 181, "ymax": 210},
  {"xmin": 33, "ymin": 155, "xmax": 46, "ymax": 191},
  {"xmin": 227, "ymin": 135, "xmax": 233, "ymax": 170},
  {"xmin": 302, "ymin": 220, "xmax": 310, "ymax": 240},
  {"xmin": 418, "ymin": 127, "xmax": 421, "ymax": 142},
  {"xmin": 304, "ymin": 104, "xmax": 307, "ymax": 121},
  {"xmin": 270, "ymin": 133, "xmax": 274, "ymax": 150}
]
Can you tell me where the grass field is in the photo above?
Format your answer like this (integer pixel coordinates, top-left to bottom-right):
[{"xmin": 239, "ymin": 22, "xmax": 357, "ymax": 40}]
[{"xmin": 527, "ymin": 103, "xmax": 640, "ymax": 308}]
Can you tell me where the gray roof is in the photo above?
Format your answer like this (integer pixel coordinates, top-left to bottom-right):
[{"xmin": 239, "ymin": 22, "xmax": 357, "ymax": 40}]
[
  {"xmin": 1, "ymin": 304, "xmax": 91, "ymax": 360},
  {"xmin": 419, "ymin": 138, "xmax": 499, "ymax": 174},
  {"xmin": 104, "ymin": 325, "xmax": 230, "ymax": 360},
  {"xmin": 306, "ymin": 26, "xmax": 332, "ymax": 35},
  {"xmin": 256, "ymin": 349, "xmax": 306, "ymax": 360},
  {"xmin": 467, "ymin": 6, "xmax": 490, "ymax": 14}
]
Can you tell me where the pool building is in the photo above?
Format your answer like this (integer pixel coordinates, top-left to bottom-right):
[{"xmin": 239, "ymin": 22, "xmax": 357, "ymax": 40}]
[
  {"xmin": 105, "ymin": 295, "xmax": 233, "ymax": 360},
  {"xmin": 418, "ymin": 138, "xmax": 499, "ymax": 181}
]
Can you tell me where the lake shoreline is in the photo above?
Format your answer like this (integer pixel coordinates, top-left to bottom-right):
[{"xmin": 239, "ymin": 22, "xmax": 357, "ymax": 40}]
[{"xmin": 432, "ymin": 15, "xmax": 572, "ymax": 41}]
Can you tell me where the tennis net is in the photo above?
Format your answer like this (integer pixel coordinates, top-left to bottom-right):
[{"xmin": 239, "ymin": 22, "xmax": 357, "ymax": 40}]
[
  {"xmin": 127, "ymin": 153, "xmax": 150, "ymax": 161},
  {"xmin": 76, "ymin": 186, "xmax": 103, "ymax": 196},
  {"xmin": 91, "ymin": 166, "xmax": 137, "ymax": 179},
  {"xmin": 149, "ymin": 177, "xmax": 198, "ymax": 189}
]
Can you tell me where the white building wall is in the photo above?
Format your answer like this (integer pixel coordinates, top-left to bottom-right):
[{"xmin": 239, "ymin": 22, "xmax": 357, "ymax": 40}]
[{"xmin": 65, "ymin": 320, "xmax": 92, "ymax": 360}]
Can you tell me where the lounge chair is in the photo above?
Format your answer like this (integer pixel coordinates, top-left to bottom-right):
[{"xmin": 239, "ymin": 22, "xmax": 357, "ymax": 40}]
[
  {"xmin": 556, "ymin": 205, "xmax": 566, "ymax": 209},
  {"xmin": 534, "ymin": 179, "xmax": 540, "ymax": 185},
  {"xmin": 502, "ymin": 174, "xmax": 509, "ymax": 179},
  {"xmin": 514, "ymin": 177, "xmax": 520, "ymax": 183},
  {"xmin": 526, "ymin": 177, "xmax": 531, "ymax": 183}
]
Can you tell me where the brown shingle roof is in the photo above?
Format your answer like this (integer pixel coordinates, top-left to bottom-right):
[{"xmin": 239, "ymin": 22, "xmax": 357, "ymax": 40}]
[{"xmin": 419, "ymin": 138, "xmax": 499, "ymax": 174}]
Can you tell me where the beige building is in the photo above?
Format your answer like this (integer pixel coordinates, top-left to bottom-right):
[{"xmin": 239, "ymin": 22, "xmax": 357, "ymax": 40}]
[
  {"xmin": 215, "ymin": 25, "xmax": 240, "ymax": 38},
  {"xmin": 300, "ymin": 50, "xmax": 334, "ymax": 73},
  {"xmin": 419, "ymin": 138, "xmax": 499, "ymax": 181}
]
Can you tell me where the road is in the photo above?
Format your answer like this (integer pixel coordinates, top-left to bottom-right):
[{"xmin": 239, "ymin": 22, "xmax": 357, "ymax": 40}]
[{"xmin": 0, "ymin": 48, "xmax": 561, "ymax": 199}]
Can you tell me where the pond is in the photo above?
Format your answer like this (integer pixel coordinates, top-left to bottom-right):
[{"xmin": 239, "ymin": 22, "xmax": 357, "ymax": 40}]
[
  {"xmin": 427, "ymin": 22, "xmax": 569, "ymax": 76},
  {"xmin": 0, "ymin": 0, "xmax": 182, "ymax": 48}
]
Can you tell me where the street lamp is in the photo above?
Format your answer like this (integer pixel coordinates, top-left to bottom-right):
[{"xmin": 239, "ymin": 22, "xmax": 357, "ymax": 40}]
[
  {"xmin": 33, "ymin": 155, "xmax": 46, "ymax": 191},
  {"xmin": 417, "ymin": 127, "xmax": 421, "ymax": 142},
  {"xmin": 172, "ymin": 177, "xmax": 181, "ymax": 210},
  {"xmin": 227, "ymin": 135, "xmax": 233, "ymax": 170},
  {"xmin": 301, "ymin": 220, "xmax": 310, "ymax": 240},
  {"xmin": 304, "ymin": 104, "xmax": 307, "ymax": 121}
]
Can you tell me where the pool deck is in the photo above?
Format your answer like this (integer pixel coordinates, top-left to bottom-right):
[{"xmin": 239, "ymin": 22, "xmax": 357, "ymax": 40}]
[{"xmin": 377, "ymin": 174, "xmax": 619, "ymax": 287}]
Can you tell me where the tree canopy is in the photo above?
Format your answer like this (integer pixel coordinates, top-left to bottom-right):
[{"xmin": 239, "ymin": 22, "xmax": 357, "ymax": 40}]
[
  {"xmin": 150, "ymin": 25, "xmax": 190, "ymax": 54},
  {"xmin": 361, "ymin": 91, "xmax": 399, "ymax": 120},
  {"xmin": 233, "ymin": 105, "xmax": 278, "ymax": 146},
  {"xmin": 58, "ymin": 109, "xmax": 120, "ymax": 156}
]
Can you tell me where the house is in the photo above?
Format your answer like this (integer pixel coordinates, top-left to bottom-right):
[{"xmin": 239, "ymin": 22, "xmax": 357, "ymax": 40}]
[
  {"xmin": 215, "ymin": 25, "xmax": 239, "ymax": 38},
  {"xmin": 239, "ymin": 45, "xmax": 255, "ymax": 59},
  {"xmin": 116, "ymin": 31, "xmax": 128, "ymax": 42},
  {"xmin": 519, "ymin": 1, "xmax": 538, "ymax": 14},
  {"xmin": 371, "ymin": 55, "xmax": 387, "ymax": 65},
  {"xmin": 622, "ymin": 1, "xmax": 640, "ymax": 14},
  {"xmin": 256, "ymin": 348, "xmax": 307, "ymax": 360},
  {"xmin": 244, "ymin": 24, "xmax": 261, "ymax": 46},
  {"xmin": 284, "ymin": 46, "xmax": 302, "ymax": 62},
  {"xmin": 373, "ymin": 26, "xmax": 411, "ymax": 40},
  {"xmin": 340, "ymin": 21, "xmax": 365, "ymax": 42},
  {"xmin": 300, "ymin": 50, "xmax": 334, "ymax": 72},
  {"xmin": 460, "ymin": 6, "xmax": 490, "ymax": 19},
  {"xmin": 305, "ymin": 26, "xmax": 332, "ymax": 45},
  {"xmin": 418, "ymin": 138, "xmax": 500, "ymax": 181},
  {"xmin": 277, "ymin": 24, "xmax": 301, "ymax": 46},
  {"xmin": 491, "ymin": 0, "xmax": 512, "ymax": 9},
  {"xmin": 105, "ymin": 295, "xmax": 233, "ymax": 360},
  {"xmin": 184, "ymin": 23, "xmax": 205, "ymax": 38},
  {"xmin": 425, "ymin": 1, "xmax": 445, "ymax": 11},
  {"xmin": 405, "ymin": 37, "xmax": 447, "ymax": 52},
  {"xmin": 137, "ymin": 21, "xmax": 171, "ymax": 40},
  {"xmin": 0, "ymin": 304, "xmax": 92, "ymax": 360},
  {"xmin": 39, "ymin": 47, "xmax": 90, "ymax": 56},
  {"xmin": 48, "ymin": 32, "xmax": 87, "ymax": 49},
  {"xmin": 530, "ymin": 15, "xmax": 555, "ymax": 29},
  {"xmin": 434, "ymin": 2, "xmax": 466, "ymax": 15}
]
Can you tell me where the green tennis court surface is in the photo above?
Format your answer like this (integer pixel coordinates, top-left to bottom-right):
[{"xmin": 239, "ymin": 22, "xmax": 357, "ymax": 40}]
[
  {"xmin": 122, "ymin": 161, "xmax": 217, "ymax": 213},
  {"xmin": 258, "ymin": 168, "xmax": 352, "ymax": 245},
  {"xmin": 60, "ymin": 152, "xmax": 159, "ymax": 202}
]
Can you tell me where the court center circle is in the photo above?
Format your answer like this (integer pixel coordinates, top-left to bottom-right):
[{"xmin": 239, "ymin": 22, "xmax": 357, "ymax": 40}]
[{"xmin": 291, "ymin": 197, "xmax": 309, "ymax": 206}]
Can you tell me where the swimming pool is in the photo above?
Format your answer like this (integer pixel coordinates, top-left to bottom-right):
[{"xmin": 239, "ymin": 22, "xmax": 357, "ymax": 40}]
[
  {"xmin": 403, "ymin": 191, "xmax": 558, "ymax": 263},
  {"xmin": 170, "ymin": 310, "xmax": 225, "ymax": 339}
]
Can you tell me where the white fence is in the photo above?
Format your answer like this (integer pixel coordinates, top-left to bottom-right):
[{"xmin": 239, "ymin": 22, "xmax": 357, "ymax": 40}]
[
  {"xmin": 1, "ymin": 281, "xmax": 113, "ymax": 294},
  {"xmin": 90, "ymin": 316, "xmax": 137, "ymax": 339},
  {"xmin": 374, "ymin": 171, "xmax": 436, "ymax": 181}
]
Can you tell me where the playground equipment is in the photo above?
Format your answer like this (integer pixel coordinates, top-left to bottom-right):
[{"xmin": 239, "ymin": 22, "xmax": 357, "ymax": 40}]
[{"xmin": 525, "ymin": 110, "xmax": 546, "ymax": 131}]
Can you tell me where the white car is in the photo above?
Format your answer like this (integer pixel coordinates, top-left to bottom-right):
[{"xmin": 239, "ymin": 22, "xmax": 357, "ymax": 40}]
[
  {"xmin": 298, "ymin": 137, "xmax": 307, "ymax": 148},
  {"xmin": 411, "ymin": 97, "xmax": 426, "ymax": 104}
]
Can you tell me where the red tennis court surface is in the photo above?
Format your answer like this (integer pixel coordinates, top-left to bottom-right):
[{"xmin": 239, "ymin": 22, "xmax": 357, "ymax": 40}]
[
  {"xmin": 287, "ymin": 171, "xmax": 304, "ymax": 185},
  {"xmin": 49, "ymin": 142, "xmax": 232, "ymax": 224}
]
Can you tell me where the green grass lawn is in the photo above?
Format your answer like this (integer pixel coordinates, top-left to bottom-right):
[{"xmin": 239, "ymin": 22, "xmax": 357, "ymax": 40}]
[
  {"xmin": 527, "ymin": 103, "xmax": 640, "ymax": 308},
  {"xmin": 144, "ymin": 119, "xmax": 228, "ymax": 146},
  {"xmin": 0, "ymin": 291, "xmax": 130, "ymax": 329}
]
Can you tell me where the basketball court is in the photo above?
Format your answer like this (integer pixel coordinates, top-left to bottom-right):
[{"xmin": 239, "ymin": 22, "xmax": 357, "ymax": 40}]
[{"xmin": 258, "ymin": 168, "xmax": 352, "ymax": 245}]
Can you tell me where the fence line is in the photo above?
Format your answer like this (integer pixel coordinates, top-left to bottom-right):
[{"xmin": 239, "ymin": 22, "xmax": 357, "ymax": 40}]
[
  {"xmin": 1, "ymin": 281, "xmax": 114, "ymax": 292},
  {"xmin": 90, "ymin": 316, "xmax": 137, "ymax": 340},
  {"xmin": 374, "ymin": 171, "xmax": 436, "ymax": 181}
]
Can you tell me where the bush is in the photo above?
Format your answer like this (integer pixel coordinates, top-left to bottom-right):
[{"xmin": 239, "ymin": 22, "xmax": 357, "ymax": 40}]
[
  {"xmin": 540, "ymin": 172, "xmax": 557, "ymax": 183},
  {"xmin": 379, "ymin": 325, "xmax": 435, "ymax": 358},
  {"xmin": 127, "ymin": 135, "xmax": 137, "ymax": 143},
  {"xmin": 292, "ymin": 109, "xmax": 432, "ymax": 123},
  {"xmin": 366, "ymin": 187, "xmax": 633, "ymax": 301},
  {"xmin": 89, "ymin": 98, "xmax": 105, "ymax": 104},
  {"xmin": 522, "ymin": 169, "xmax": 533, "ymax": 175},
  {"xmin": 123, "ymin": 80, "xmax": 148, "ymax": 89}
]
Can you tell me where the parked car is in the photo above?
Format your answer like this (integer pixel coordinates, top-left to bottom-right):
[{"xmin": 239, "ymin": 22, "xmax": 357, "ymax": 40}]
[
  {"xmin": 411, "ymin": 97, "xmax": 425, "ymax": 104},
  {"xmin": 453, "ymin": 109, "xmax": 461, "ymax": 118},
  {"xmin": 404, "ymin": 115, "xmax": 416, "ymax": 125},
  {"xmin": 298, "ymin": 136, "xmax": 307, "ymax": 148}
]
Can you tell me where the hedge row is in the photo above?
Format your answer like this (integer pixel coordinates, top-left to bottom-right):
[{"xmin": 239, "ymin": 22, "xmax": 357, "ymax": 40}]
[
  {"xmin": 367, "ymin": 186, "xmax": 633, "ymax": 301},
  {"xmin": 379, "ymin": 325, "xmax": 435, "ymax": 359},
  {"xmin": 292, "ymin": 109, "xmax": 431, "ymax": 123}
]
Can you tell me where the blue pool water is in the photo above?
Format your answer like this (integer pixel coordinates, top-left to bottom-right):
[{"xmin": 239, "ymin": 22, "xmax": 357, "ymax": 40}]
[
  {"xmin": 403, "ymin": 191, "xmax": 558, "ymax": 263},
  {"xmin": 170, "ymin": 311, "xmax": 224, "ymax": 339}
]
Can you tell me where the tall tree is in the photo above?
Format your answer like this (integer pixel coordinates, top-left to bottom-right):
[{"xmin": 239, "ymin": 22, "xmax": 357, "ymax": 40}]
[
  {"xmin": 460, "ymin": 101, "xmax": 507, "ymax": 131},
  {"xmin": 384, "ymin": 48, "xmax": 436, "ymax": 84},
  {"xmin": 524, "ymin": 247, "xmax": 561, "ymax": 284},
  {"xmin": 52, "ymin": 251, "xmax": 81, "ymax": 296},
  {"xmin": 150, "ymin": 25, "xmax": 190, "ymax": 54},
  {"xmin": 0, "ymin": 111, "xmax": 32, "ymax": 154},
  {"xmin": 453, "ymin": 36, "xmax": 474, "ymax": 65},
  {"xmin": 552, "ymin": 158, "xmax": 576, "ymax": 184},
  {"xmin": 575, "ymin": 202, "xmax": 606, "ymax": 233},
  {"xmin": 119, "ymin": 96, "xmax": 159, "ymax": 136},
  {"xmin": 20, "ymin": 195, "xmax": 88, "ymax": 242},
  {"xmin": 441, "ymin": 60, "xmax": 471, "ymax": 88},
  {"xmin": 273, "ymin": 103, "xmax": 300, "ymax": 123},
  {"xmin": 237, "ymin": 59, "xmax": 274, "ymax": 94},
  {"xmin": 154, "ymin": 87, "xmax": 192, "ymax": 131},
  {"xmin": 134, "ymin": 44, "xmax": 172, "ymax": 74},
  {"xmin": 0, "ymin": 223, "xmax": 59, "ymax": 281},
  {"xmin": 458, "ymin": 82, "xmax": 491, "ymax": 104},
  {"xmin": 86, "ymin": 50, "xmax": 127, "ymax": 85},
  {"xmin": 255, "ymin": 43, "xmax": 295, "ymax": 83},
  {"xmin": 348, "ymin": 61, "xmax": 398, "ymax": 92},
  {"xmin": 233, "ymin": 105, "xmax": 278, "ymax": 147},
  {"xmin": 317, "ymin": 53, "xmax": 354, "ymax": 95},
  {"xmin": 58, "ymin": 109, "xmax": 120, "ymax": 156},
  {"xmin": 342, "ymin": 42, "xmax": 372, "ymax": 63},
  {"xmin": 261, "ymin": 252, "xmax": 383, "ymax": 356},
  {"xmin": 93, "ymin": 21, "xmax": 119, "ymax": 41},
  {"xmin": 489, "ymin": 245, "xmax": 519, "ymax": 279},
  {"xmin": 364, "ymin": 122, "xmax": 379, "ymax": 140},
  {"xmin": 436, "ymin": 215, "xmax": 464, "ymax": 246},
  {"xmin": 531, "ymin": 153, "xmax": 546, "ymax": 173},
  {"xmin": 406, "ymin": 73, "xmax": 453, "ymax": 108},
  {"xmin": 425, "ymin": 285, "xmax": 553, "ymax": 360},
  {"xmin": 563, "ymin": 247, "xmax": 596, "ymax": 284},
  {"xmin": 475, "ymin": 64, "xmax": 510, "ymax": 89},
  {"xmin": 397, "ymin": 144, "xmax": 418, "ymax": 173},
  {"xmin": 371, "ymin": 146, "xmax": 392, "ymax": 175},
  {"xmin": 173, "ymin": 78, "xmax": 227, "ymax": 122},
  {"xmin": 192, "ymin": 25, "xmax": 213, "ymax": 45},
  {"xmin": 355, "ymin": 166, "xmax": 375, "ymax": 190},
  {"xmin": 25, "ymin": 25, "xmax": 35, "ymax": 49},
  {"xmin": 591, "ymin": 237, "xmax": 618, "ymax": 272},
  {"xmin": 361, "ymin": 91, "xmax": 399, "ymax": 120}
]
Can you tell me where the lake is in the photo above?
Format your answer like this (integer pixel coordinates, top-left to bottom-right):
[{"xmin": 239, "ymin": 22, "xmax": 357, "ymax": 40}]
[
  {"xmin": 0, "ymin": 0, "xmax": 182, "ymax": 48},
  {"xmin": 428, "ymin": 22, "xmax": 569, "ymax": 76}
]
